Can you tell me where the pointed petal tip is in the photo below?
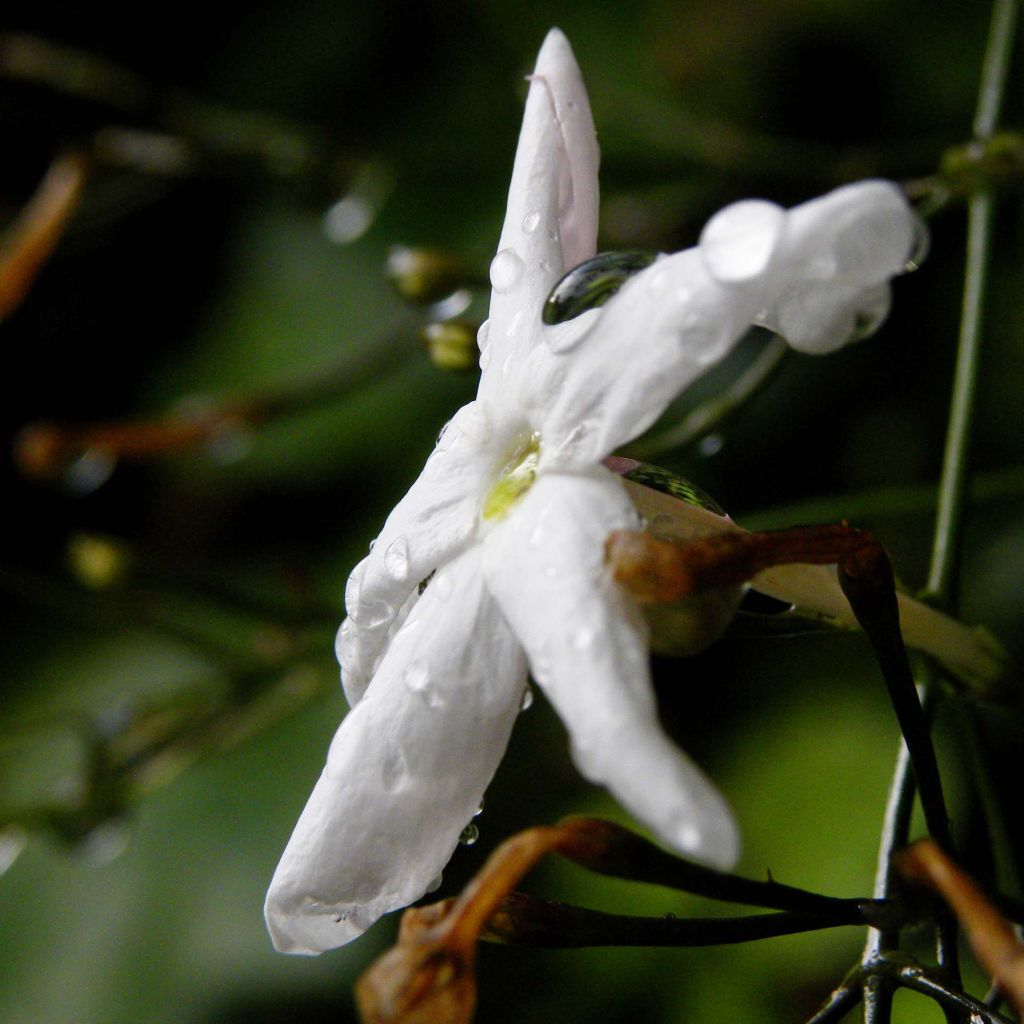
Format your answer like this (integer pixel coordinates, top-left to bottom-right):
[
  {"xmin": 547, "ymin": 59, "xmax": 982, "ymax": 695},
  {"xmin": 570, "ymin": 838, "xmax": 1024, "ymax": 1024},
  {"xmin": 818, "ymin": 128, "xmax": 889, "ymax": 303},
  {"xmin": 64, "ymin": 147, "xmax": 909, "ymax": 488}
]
[
  {"xmin": 536, "ymin": 27, "xmax": 574, "ymax": 67},
  {"xmin": 676, "ymin": 810, "xmax": 742, "ymax": 872}
]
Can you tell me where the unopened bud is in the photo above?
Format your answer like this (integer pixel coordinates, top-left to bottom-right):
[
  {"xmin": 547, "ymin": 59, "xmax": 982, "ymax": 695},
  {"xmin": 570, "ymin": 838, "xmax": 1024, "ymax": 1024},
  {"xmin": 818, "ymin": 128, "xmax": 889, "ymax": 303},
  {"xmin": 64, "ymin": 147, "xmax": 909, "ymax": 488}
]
[
  {"xmin": 421, "ymin": 321, "xmax": 479, "ymax": 372},
  {"xmin": 386, "ymin": 246, "xmax": 471, "ymax": 304},
  {"xmin": 67, "ymin": 533, "xmax": 130, "ymax": 589}
]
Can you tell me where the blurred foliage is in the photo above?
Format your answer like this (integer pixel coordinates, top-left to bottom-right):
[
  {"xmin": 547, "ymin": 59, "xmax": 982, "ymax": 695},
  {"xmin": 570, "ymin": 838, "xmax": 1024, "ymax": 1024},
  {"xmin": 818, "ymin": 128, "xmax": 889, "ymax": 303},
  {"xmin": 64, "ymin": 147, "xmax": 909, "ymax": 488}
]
[{"xmin": 1, "ymin": 1, "xmax": 1023, "ymax": 1022}]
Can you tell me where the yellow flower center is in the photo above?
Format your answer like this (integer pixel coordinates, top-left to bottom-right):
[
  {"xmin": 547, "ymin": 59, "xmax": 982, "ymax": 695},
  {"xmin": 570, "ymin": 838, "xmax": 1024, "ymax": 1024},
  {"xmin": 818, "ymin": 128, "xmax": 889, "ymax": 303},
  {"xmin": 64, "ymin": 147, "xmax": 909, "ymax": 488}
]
[{"xmin": 482, "ymin": 433, "xmax": 542, "ymax": 522}]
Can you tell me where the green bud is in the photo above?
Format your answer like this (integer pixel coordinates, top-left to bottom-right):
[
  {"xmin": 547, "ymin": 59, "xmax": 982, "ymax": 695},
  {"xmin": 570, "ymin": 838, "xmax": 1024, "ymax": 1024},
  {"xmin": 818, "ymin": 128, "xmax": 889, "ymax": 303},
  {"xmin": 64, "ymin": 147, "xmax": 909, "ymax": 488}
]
[
  {"xmin": 386, "ymin": 246, "xmax": 470, "ymax": 303},
  {"xmin": 421, "ymin": 321, "xmax": 480, "ymax": 372}
]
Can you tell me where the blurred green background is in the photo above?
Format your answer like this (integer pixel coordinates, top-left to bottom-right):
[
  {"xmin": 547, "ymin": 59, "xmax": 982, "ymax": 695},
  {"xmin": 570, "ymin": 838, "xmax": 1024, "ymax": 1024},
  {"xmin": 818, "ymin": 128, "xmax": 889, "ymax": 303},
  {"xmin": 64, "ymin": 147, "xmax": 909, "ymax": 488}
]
[{"xmin": 1, "ymin": 1, "xmax": 1022, "ymax": 1022}]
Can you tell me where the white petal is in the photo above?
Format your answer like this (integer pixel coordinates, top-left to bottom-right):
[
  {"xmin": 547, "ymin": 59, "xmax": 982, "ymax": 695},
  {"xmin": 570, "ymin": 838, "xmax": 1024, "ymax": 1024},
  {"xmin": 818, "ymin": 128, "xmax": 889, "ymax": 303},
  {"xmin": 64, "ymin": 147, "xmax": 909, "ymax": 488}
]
[
  {"xmin": 481, "ymin": 470, "xmax": 740, "ymax": 869},
  {"xmin": 700, "ymin": 200, "xmax": 785, "ymax": 283},
  {"xmin": 338, "ymin": 401, "xmax": 497, "ymax": 706},
  {"xmin": 538, "ymin": 248, "xmax": 762, "ymax": 469},
  {"xmin": 267, "ymin": 547, "xmax": 527, "ymax": 955},
  {"xmin": 537, "ymin": 181, "xmax": 918, "ymax": 468},
  {"xmin": 478, "ymin": 28, "xmax": 599, "ymax": 409}
]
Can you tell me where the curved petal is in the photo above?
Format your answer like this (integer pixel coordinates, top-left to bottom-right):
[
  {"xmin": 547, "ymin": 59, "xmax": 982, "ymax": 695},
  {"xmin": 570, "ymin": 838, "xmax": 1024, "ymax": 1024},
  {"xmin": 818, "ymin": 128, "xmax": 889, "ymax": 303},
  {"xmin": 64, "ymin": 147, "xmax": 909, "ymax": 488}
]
[
  {"xmin": 538, "ymin": 248, "xmax": 762, "ymax": 470},
  {"xmin": 537, "ymin": 181, "xmax": 917, "ymax": 469},
  {"xmin": 338, "ymin": 401, "xmax": 496, "ymax": 705},
  {"xmin": 478, "ymin": 28, "xmax": 599, "ymax": 409},
  {"xmin": 267, "ymin": 547, "xmax": 528, "ymax": 954},
  {"xmin": 481, "ymin": 470, "xmax": 740, "ymax": 869}
]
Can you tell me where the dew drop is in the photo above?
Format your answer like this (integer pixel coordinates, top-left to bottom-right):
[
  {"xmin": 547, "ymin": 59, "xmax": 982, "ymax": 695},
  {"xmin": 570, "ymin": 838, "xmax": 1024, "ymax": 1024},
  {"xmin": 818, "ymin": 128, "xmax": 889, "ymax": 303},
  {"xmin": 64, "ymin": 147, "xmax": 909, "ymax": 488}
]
[
  {"xmin": 404, "ymin": 660, "xmax": 444, "ymax": 708},
  {"xmin": 433, "ymin": 571, "xmax": 453, "ymax": 601},
  {"xmin": 381, "ymin": 745, "xmax": 408, "ymax": 791},
  {"xmin": 349, "ymin": 597, "xmax": 393, "ymax": 629},
  {"xmin": 519, "ymin": 684, "xmax": 534, "ymax": 712},
  {"xmin": 902, "ymin": 214, "xmax": 930, "ymax": 274},
  {"xmin": 477, "ymin": 319, "xmax": 491, "ymax": 351},
  {"xmin": 542, "ymin": 250, "xmax": 656, "ymax": 325},
  {"xmin": 459, "ymin": 822, "xmax": 480, "ymax": 846},
  {"xmin": 473, "ymin": 799, "xmax": 485, "ymax": 817},
  {"xmin": 522, "ymin": 210, "xmax": 541, "ymax": 234},
  {"xmin": 426, "ymin": 873, "xmax": 444, "ymax": 894},
  {"xmin": 489, "ymin": 248, "xmax": 524, "ymax": 293},
  {"xmin": 699, "ymin": 199, "xmax": 784, "ymax": 283},
  {"xmin": 383, "ymin": 537, "xmax": 411, "ymax": 581},
  {"xmin": 571, "ymin": 624, "xmax": 597, "ymax": 651},
  {"xmin": 663, "ymin": 911, "xmax": 678, "ymax": 920}
]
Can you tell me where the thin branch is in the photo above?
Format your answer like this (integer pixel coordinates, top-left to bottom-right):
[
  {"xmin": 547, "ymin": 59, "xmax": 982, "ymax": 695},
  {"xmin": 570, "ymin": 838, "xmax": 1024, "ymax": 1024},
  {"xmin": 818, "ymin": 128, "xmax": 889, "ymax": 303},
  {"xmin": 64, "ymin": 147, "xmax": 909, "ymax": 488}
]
[{"xmin": 481, "ymin": 892, "xmax": 870, "ymax": 949}]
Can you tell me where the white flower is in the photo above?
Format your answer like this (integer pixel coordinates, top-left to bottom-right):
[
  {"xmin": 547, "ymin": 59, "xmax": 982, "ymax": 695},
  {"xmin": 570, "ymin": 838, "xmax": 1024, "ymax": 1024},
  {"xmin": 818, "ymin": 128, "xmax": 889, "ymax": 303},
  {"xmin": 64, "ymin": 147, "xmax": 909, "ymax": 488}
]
[{"xmin": 265, "ymin": 28, "xmax": 918, "ymax": 955}]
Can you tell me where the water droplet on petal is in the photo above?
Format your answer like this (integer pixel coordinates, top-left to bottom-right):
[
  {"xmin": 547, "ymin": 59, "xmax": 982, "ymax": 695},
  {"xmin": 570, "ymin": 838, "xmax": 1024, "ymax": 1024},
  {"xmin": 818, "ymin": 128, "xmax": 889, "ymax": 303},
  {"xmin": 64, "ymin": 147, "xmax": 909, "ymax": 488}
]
[
  {"xmin": 426, "ymin": 873, "xmax": 444, "ymax": 894},
  {"xmin": 383, "ymin": 537, "xmax": 410, "ymax": 581},
  {"xmin": 520, "ymin": 684, "xmax": 534, "ymax": 712},
  {"xmin": 522, "ymin": 211, "xmax": 541, "ymax": 234},
  {"xmin": 477, "ymin": 319, "xmax": 491, "ymax": 351},
  {"xmin": 542, "ymin": 251, "xmax": 656, "ymax": 325},
  {"xmin": 349, "ymin": 598, "xmax": 393, "ymax": 629},
  {"xmin": 700, "ymin": 200, "xmax": 785, "ymax": 283},
  {"xmin": 489, "ymin": 248, "xmax": 524, "ymax": 293},
  {"xmin": 571, "ymin": 624, "xmax": 597, "ymax": 651},
  {"xmin": 381, "ymin": 745, "xmax": 408, "ymax": 791},
  {"xmin": 459, "ymin": 823, "xmax": 479, "ymax": 846},
  {"xmin": 473, "ymin": 799, "xmax": 485, "ymax": 817},
  {"xmin": 901, "ymin": 214, "xmax": 930, "ymax": 274}
]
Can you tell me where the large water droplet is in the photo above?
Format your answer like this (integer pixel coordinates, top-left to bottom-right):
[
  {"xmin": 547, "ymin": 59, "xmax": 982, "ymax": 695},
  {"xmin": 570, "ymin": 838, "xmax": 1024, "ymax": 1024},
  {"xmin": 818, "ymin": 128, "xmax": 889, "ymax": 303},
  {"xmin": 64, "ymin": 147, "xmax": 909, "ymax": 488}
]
[
  {"xmin": 349, "ymin": 597, "xmax": 393, "ymax": 629},
  {"xmin": 520, "ymin": 684, "xmax": 534, "ymax": 711},
  {"xmin": 699, "ymin": 200, "xmax": 784, "ymax": 283},
  {"xmin": 543, "ymin": 251, "xmax": 656, "ymax": 325},
  {"xmin": 477, "ymin": 319, "xmax": 491, "ymax": 351},
  {"xmin": 345, "ymin": 562, "xmax": 366, "ymax": 612},
  {"xmin": 459, "ymin": 822, "xmax": 479, "ymax": 846},
  {"xmin": 848, "ymin": 286, "xmax": 892, "ymax": 342},
  {"xmin": 522, "ymin": 211, "xmax": 541, "ymax": 234},
  {"xmin": 383, "ymin": 537, "xmax": 410, "ymax": 581},
  {"xmin": 489, "ymin": 248, "xmax": 524, "ymax": 293},
  {"xmin": 426, "ymin": 873, "xmax": 444, "ymax": 894}
]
